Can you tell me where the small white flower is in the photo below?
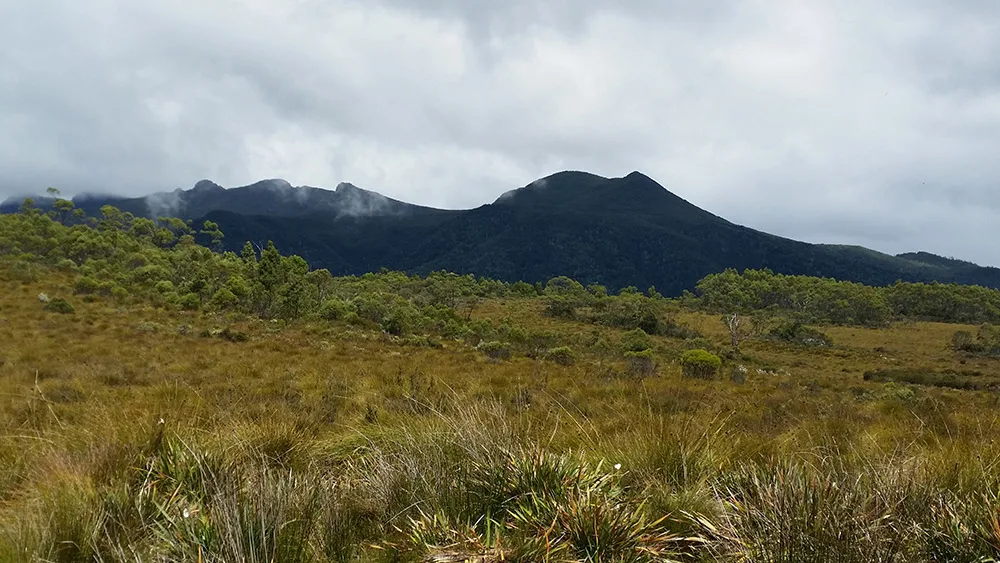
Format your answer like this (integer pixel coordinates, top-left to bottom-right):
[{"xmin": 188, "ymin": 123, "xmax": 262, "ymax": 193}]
[
  {"xmin": 614, "ymin": 463, "xmax": 622, "ymax": 471},
  {"xmin": 158, "ymin": 418, "xmax": 165, "ymax": 425},
  {"xmin": 183, "ymin": 508, "xmax": 190, "ymax": 518}
]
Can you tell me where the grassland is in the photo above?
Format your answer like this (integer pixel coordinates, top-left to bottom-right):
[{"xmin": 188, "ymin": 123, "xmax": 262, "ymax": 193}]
[{"xmin": 3, "ymin": 269, "xmax": 1000, "ymax": 562}]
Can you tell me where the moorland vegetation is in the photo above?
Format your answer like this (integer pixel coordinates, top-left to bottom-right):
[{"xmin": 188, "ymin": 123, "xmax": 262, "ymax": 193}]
[{"xmin": 3, "ymin": 200, "xmax": 1000, "ymax": 561}]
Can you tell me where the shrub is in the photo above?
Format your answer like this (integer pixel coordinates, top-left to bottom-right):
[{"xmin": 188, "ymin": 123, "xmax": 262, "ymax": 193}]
[
  {"xmin": 544, "ymin": 276, "xmax": 587, "ymax": 297},
  {"xmin": 863, "ymin": 368, "xmax": 997, "ymax": 391},
  {"xmin": 219, "ymin": 328, "xmax": 250, "ymax": 343},
  {"xmin": 769, "ymin": 321, "xmax": 833, "ymax": 347},
  {"xmin": 44, "ymin": 298, "xmax": 75, "ymax": 314},
  {"xmin": 478, "ymin": 341, "xmax": 511, "ymax": 362},
  {"xmin": 74, "ymin": 275, "xmax": 100, "ymax": 295},
  {"xmin": 594, "ymin": 294, "xmax": 661, "ymax": 334},
  {"xmin": 178, "ymin": 292, "xmax": 201, "ymax": 311},
  {"xmin": 7, "ymin": 260, "xmax": 40, "ymax": 282},
  {"xmin": 510, "ymin": 281, "xmax": 538, "ymax": 297},
  {"xmin": 110, "ymin": 285, "xmax": 129, "ymax": 303},
  {"xmin": 523, "ymin": 330, "xmax": 559, "ymax": 355},
  {"xmin": 680, "ymin": 349, "xmax": 721, "ymax": 379},
  {"xmin": 353, "ymin": 292, "xmax": 423, "ymax": 335},
  {"xmin": 625, "ymin": 349, "xmax": 657, "ymax": 378},
  {"xmin": 544, "ymin": 296, "xmax": 580, "ymax": 320},
  {"xmin": 660, "ymin": 317, "xmax": 702, "ymax": 340},
  {"xmin": 949, "ymin": 326, "xmax": 1000, "ymax": 356},
  {"xmin": 154, "ymin": 280, "xmax": 175, "ymax": 294},
  {"xmin": 379, "ymin": 311, "xmax": 411, "ymax": 336},
  {"xmin": 209, "ymin": 288, "xmax": 239, "ymax": 310},
  {"xmin": 731, "ymin": 364, "xmax": 748, "ymax": 384},
  {"xmin": 318, "ymin": 298, "xmax": 353, "ymax": 321},
  {"xmin": 621, "ymin": 329, "xmax": 653, "ymax": 353},
  {"xmin": 951, "ymin": 330, "xmax": 979, "ymax": 352},
  {"xmin": 96, "ymin": 280, "xmax": 116, "ymax": 297},
  {"xmin": 55, "ymin": 258, "xmax": 77, "ymax": 272},
  {"xmin": 545, "ymin": 346, "xmax": 576, "ymax": 366}
]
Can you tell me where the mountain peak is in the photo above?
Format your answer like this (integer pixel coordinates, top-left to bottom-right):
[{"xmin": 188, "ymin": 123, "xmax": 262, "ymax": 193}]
[
  {"xmin": 192, "ymin": 179, "xmax": 224, "ymax": 193},
  {"xmin": 335, "ymin": 182, "xmax": 361, "ymax": 193},
  {"xmin": 245, "ymin": 178, "xmax": 293, "ymax": 191},
  {"xmin": 624, "ymin": 170, "xmax": 655, "ymax": 182},
  {"xmin": 492, "ymin": 170, "xmax": 696, "ymax": 218}
]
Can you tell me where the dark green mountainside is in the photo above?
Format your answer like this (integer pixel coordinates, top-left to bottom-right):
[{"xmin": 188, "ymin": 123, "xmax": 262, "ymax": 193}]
[{"xmin": 5, "ymin": 171, "xmax": 999, "ymax": 294}]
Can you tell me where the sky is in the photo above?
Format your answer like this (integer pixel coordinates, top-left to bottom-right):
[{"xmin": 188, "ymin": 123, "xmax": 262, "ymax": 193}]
[{"xmin": 2, "ymin": 0, "xmax": 999, "ymax": 264}]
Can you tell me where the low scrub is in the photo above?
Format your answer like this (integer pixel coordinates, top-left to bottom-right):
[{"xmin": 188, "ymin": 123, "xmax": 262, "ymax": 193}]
[
  {"xmin": 863, "ymin": 368, "xmax": 999, "ymax": 391},
  {"xmin": 625, "ymin": 349, "xmax": 657, "ymax": 378},
  {"xmin": 477, "ymin": 341, "xmax": 512, "ymax": 362},
  {"xmin": 43, "ymin": 297, "xmax": 74, "ymax": 314},
  {"xmin": 681, "ymin": 349, "xmax": 721, "ymax": 379},
  {"xmin": 952, "ymin": 325, "xmax": 1000, "ymax": 356},
  {"xmin": 545, "ymin": 346, "xmax": 576, "ymax": 366},
  {"xmin": 769, "ymin": 321, "xmax": 832, "ymax": 347}
]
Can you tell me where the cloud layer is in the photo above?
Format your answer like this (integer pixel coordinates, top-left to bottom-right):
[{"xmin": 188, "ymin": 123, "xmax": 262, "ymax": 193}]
[{"xmin": 3, "ymin": 0, "xmax": 999, "ymax": 263}]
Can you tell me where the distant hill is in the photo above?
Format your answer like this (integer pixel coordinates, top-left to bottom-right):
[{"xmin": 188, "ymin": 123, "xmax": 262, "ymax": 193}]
[
  {"xmin": 5, "ymin": 171, "xmax": 1000, "ymax": 294},
  {"xmin": 2, "ymin": 179, "xmax": 439, "ymax": 220}
]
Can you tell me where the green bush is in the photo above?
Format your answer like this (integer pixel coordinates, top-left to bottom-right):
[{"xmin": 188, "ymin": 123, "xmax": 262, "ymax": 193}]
[
  {"xmin": 74, "ymin": 276, "xmax": 100, "ymax": 295},
  {"xmin": 544, "ymin": 276, "xmax": 587, "ymax": 297},
  {"xmin": 44, "ymin": 298, "xmax": 75, "ymax": 314},
  {"xmin": 154, "ymin": 280, "xmax": 175, "ymax": 294},
  {"xmin": 544, "ymin": 296, "xmax": 580, "ymax": 319},
  {"xmin": 478, "ymin": 341, "xmax": 512, "ymax": 362},
  {"xmin": 110, "ymin": 285, "xmax": 129, "ymax": 303},
  {"xmin": 863, "ymin": 368, "xmax": 996, "ymax": 391},
  {"xmin": 951, "ymin": 330, "xmax": 980, "ymax": 353},
  {"xmin": 950, "ymin": 325, "xmax": 1000, "ymax": 356},
  {"xmin": 625, "ymin": 349, "xmax": 656, "ymax": 378},
  {"xmin": 680, "ymin": 349, "xmax": 721, "ymax": 379},
  {"xmin": 94, "ymin": 280, "xmax": 117, "ymax": 297},
  {"xmin": 209, "ymin": 288, "xmax": 239, "ymax": 310},
  {"xmin": 510, "ymin": 281, "xmax": 538, "ymax": 297},
  {"xmin": 318, "ymin": 298, "xmax": 353, "ymax": 321},
  {"xmin": 178, "ymin": 292, "xmax": 201, "ymax": 311},
  {"xmin": 621, "ymin": 329, "xmax": 653, "ymax": 354},
  {"xmin": 659, "ymin": 317, "xmax": 702, "ymax": 340},
  {"xmin": 379, "ymin": 311, "xmax": 412, "ymax": 336},
  {"xmin": 353, "ymin": 293, "xmax": 423, "ymax": 335},
  {"xmin": 769, "ymin": 321, "xmax": 832, "ymax": 347},
  {"xmin": 545, "ymin": 346, "xmax": 576, "ymax": 366},
  {"xmin": 55, "ymin": 258, "xmax": 77, "ymax": 271},
  {"xmin": 219, "ymin": 328, "xmax": 250, "ymax": 343},
  {"xmin": 593, "ymin": 294, "xmax": 661, "ymax": 334}
]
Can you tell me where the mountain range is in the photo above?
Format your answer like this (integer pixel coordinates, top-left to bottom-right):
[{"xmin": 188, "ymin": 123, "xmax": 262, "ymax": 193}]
[{"xmin": 5, "ymin": 171, "xmax": 999, "ymax": 295}]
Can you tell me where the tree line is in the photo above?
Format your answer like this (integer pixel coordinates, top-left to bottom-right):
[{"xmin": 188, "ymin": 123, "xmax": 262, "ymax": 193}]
[
  {"xmin": 4, "ymin": 198, "xmax": 998, "ymax": 330},
  {"xmin": 695, "ymin": 268, "xmax": 1000, "ymax": 326}
]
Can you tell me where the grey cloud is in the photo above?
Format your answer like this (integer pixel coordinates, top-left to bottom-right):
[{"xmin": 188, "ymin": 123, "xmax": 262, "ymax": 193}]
[
  {"xmin": 146, "ymin": 190, "xmax": 186, "ymax": 219},
  {"xmin": 2, "ymin": 0, "xmax": 999, "ymax": 264}
]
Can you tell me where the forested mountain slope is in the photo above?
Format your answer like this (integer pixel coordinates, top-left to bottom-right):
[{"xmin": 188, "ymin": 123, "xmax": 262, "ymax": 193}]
[{"xmin": 6, "ymin": 170, "xmax": 999, "ymax": 294}]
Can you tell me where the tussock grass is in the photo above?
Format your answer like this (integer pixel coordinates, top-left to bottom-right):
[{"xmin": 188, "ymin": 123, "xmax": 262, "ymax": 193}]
[{"xmin": 5, "ymin": 271, "xmax": 1000, "ymax": 561}]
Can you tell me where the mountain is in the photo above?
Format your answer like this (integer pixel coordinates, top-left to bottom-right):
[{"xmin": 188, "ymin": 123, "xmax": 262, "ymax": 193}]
[
  {"xmin": 2, "ymin": 178, "xmax": 437, "ymax": 220},
  {"xmin": 5, "ymin": 171, "xmax": 1000, "ymax": 294}
]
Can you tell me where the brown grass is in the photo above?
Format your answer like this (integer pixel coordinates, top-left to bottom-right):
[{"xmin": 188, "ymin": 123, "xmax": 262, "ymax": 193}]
[{"xmin": 3, "ymin": 270, "xmax": 1000, "ymax": 561}]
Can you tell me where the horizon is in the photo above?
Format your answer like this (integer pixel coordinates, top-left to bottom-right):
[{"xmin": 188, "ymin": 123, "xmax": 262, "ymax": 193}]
[{"xmin": 6, "ymin": 169, "xmax": 999, "ymax": 270}]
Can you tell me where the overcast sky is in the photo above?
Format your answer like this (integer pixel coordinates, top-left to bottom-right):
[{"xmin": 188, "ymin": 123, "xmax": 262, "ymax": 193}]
[{"xmin": 3, "ymin": 1, "xmax": 999, "ymax": 264}]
